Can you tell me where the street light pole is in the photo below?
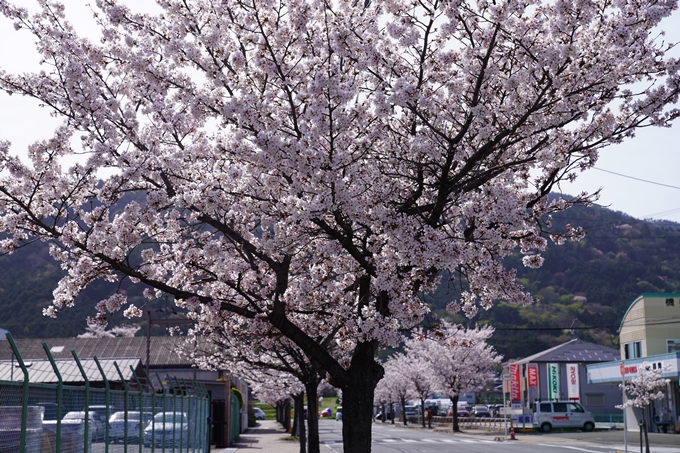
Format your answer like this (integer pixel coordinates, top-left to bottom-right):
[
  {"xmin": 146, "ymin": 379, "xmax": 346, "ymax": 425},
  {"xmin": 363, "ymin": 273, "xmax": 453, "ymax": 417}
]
[
  {"xmin": 621, "ymin": 362, "xmax": 628, "ymax": 453},
  {"xmin": 502, "ymin": 374, "xmax": 509, "ymax": 438}
]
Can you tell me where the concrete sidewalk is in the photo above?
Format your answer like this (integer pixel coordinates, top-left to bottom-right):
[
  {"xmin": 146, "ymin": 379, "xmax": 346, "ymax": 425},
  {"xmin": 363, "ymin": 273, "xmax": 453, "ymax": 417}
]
[{"xmin": 212, "ymin": 420, "xmax": 301, "ymax": 453}]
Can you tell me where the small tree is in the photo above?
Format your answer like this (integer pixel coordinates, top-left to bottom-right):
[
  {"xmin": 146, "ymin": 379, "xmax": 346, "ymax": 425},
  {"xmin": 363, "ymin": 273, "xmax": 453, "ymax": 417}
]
[
  {"xmin": 400, "ymin": 343, "xmax": 437, "ymax": 428},
  {"xmin": 77, "ymin": 320, "xmax": 140, "ymax": 338},
  {"xmin": 380, "ymin": 356, "xmax": 415, "ymax": 426},
  {"xmin": 427, "ymin": 323, "xmax": 501, "ymax": 432},
  {"xmin": 617, "ymin": 363, "xmax": 671, "ymax": 453}
]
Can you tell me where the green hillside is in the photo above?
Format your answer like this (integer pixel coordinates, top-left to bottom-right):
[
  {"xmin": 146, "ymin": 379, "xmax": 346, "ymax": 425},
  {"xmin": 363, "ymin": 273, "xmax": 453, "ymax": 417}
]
[
  {"xmin": 1, "ymin": 197, "xmax": 679, "ymax": 357},
  {"xmin": 0, "ymin": 240, "xmax": 183, "ymax": 338},
  {"xmin": 429, "ymin": 202, "xmax": 680, "ymax": 359}
]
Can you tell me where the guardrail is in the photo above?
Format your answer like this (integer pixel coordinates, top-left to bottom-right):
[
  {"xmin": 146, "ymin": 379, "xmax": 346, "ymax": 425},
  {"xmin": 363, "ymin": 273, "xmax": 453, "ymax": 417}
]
[{"xmin": 431, "ymin": 416, "xmax": 510, "ymax": 431}]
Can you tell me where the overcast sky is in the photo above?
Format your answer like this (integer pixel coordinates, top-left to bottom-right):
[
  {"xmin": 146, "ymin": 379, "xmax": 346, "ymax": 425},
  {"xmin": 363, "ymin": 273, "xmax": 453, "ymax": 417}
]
[{"xmin": 0, "ymin": 1, "xmax": 679, "ymax": 222}]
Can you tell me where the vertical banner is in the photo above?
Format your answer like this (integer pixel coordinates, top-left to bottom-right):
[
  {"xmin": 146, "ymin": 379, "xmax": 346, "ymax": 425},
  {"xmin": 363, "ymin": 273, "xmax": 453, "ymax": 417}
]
[
  {"xmin": 547, "ymin": 363, "xmax": 560, "ymax": 401},
  {"xmin": 527, "ymin": 364, "xmax": 539, "ymax": 387},
  {"xmin": 510, "ymin": 363, "xmax": 521, "ymax": 401},
  {"xmin": 567, "ymin": 363, "xmax": 580, "ymax": 401}
]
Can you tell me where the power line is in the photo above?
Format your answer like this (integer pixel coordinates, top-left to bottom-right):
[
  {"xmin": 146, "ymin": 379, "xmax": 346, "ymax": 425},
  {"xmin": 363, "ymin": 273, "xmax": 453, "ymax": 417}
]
[{"xmin": 593, "ymin": 167, "xmax": 680, "ymax": 190}]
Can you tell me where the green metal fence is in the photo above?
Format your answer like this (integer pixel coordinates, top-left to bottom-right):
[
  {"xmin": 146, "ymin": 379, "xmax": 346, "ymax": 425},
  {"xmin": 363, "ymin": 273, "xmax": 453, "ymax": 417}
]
[
  {"xmin": 229, "ymin": 390, "xmax": 240, "ymax": 445},
  {"xmin": 1, "ymin": 333, "xmax": 210, "ymax": 453}
]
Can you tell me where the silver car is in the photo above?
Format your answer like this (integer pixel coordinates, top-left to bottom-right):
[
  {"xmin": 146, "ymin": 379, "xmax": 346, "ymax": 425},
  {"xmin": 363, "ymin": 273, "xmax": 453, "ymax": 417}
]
[
  {"xmin": 109, "ymin": 411, "xmax": 151, "ymax": 443},
  {"xmin": 143, "ymin": 412, "xmax": 189, "ymax": 447},
  {"xmin": 62, "ymin": 411, "xmax": 105, "ymax": 442}
]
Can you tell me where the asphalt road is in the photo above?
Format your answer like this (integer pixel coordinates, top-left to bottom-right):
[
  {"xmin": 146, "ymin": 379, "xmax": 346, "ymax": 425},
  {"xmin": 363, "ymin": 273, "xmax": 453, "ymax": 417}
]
[{"xmin": 318, "ymin": 420, "xmax": 680, "ymax": 453}]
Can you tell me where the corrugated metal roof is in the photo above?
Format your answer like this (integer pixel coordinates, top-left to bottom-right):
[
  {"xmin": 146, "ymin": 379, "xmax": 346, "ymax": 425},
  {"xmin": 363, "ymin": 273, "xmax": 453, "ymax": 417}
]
[
  {"xmin": 0, "ymin": 358, "xmax": 141, "ymax": 383},
  {"xmin": 0, "ymin": 337, "xmax": 194, "ymax": 366},
  {"xmin": 514, "ymin": 339, "xmax": 619, "ymax": 364}
]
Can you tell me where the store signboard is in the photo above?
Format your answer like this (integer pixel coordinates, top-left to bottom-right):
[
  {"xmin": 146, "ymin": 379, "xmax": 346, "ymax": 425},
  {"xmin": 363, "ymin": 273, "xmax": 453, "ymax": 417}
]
[
  {"xmin": 547, "ymin": 363, "xmax": 560, "ymax": 401},
  {"xmin": 510, "ymin": 363, "xmax": 521, "ymax": 401},
  {"xmin": 527, "ymin": 364, "xmax": 539, "ymax": 387},
  {"xmin": 567, "ymin": 363, "xmax": 580, "ymax": 401}
]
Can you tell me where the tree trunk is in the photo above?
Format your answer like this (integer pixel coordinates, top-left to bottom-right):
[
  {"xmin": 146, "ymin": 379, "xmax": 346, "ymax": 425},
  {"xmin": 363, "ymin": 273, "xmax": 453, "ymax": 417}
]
[
  {"xmin": 339, "ymin": 341, "xmax": 384, "ymax": 453},
  {"xmin": 451, "ymin": 394, "xmax": 460, "ymax": 432},
  {"xmin": 295, "ymin": 393, "xmax": 307, "ymax": 453},
  {"xmin": 292, "ymin": 394, "xmax": 301, "ymax": 439},
  {"xmin": 389, "ymin": 402, "xmax": 395, "ymax": 424},
  {"xmin": 420, "ymin": 398, "xmax": 426, "ymax": 428},
  {"xmin": 305, "ymin": 382, "xmax": 321, "ymax": 453},
  {"xmin": 283, "ymin": 399, "xmax": 291, "ymax": 432},
  {"xmin": 401, "ymin": 397, "xmax": 408, "ymax": 426},
  {"xmin": 643, "ymin": 419, "xmax": 650, "ymax": 453}
]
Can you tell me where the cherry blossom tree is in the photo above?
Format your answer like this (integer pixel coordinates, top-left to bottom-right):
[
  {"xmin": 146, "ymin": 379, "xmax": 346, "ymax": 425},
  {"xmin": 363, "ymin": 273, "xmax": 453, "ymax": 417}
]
[
  {"xmin": 0, "ymin": 0, "xmax": 678, "ymax": 451},
  {"xmin": 398, "ymin": 348, "xmax": 435, "ymax": 428},
  {"xmin": 411, "ymin": 322, "xmax": 501, "ymax": 432},
  {"xmin": 192, "ymin": 333, "xmax": 327, "ymax": 453},
  {"xmin": 373, "ymin": 380, "xmax": 390, "ymax": 423},
  {"xmin": 77, "ymin": 320, "xmax": 141, "ymax": 338},
  {"xmin": 617, "ymin": 363, "xmax": 671, "ymax": 453},
  {"xmin": 379, "ymin": 355, "xmax": 414, "ymax": 425},
  {"xmin": 250, "ymin": 370, "xmax": 299, "ymax": 432}
]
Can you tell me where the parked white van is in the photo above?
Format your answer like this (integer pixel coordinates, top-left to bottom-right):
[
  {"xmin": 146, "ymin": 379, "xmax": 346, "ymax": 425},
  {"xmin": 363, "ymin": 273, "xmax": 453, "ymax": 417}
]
[{"xmin": 532, "ymin": 401, "xmax": 595, "ymax": 433}]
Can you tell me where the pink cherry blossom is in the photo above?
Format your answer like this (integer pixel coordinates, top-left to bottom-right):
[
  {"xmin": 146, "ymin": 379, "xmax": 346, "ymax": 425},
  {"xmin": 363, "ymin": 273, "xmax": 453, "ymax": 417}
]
[{"xmin": 0, "ymin": 0, "xmax": 677, "ymax": 450}]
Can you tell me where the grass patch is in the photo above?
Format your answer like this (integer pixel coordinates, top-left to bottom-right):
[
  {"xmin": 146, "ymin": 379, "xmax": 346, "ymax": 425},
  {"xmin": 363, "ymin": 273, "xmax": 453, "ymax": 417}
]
[
  {"xmin": 252, "ymin": 401, "xmax": 276, "ymax": 420},
  {"xmin": 317, "ymin": 396, "xmax": 342, "ymax": 418}
]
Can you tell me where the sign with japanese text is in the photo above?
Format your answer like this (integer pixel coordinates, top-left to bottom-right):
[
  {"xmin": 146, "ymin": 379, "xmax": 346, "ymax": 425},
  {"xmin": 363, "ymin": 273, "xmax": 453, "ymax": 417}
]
[
  {"xmin": 510, "ymin": 363, "xmax": 521, "ymax": 401},
  {"xmin": 547, "ymin": 363, "xmax": 560, "ymax": 401},
  {"xmin": 567, "ymin": 363, "xmax": 580, "ymax": 401}
]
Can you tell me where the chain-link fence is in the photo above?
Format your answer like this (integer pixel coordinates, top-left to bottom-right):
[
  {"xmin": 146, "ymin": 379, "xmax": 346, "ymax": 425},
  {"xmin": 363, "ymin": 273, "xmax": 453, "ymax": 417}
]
[{"xmin": 1, "ymin": 333, "xmax": 210, "ymax": 453}]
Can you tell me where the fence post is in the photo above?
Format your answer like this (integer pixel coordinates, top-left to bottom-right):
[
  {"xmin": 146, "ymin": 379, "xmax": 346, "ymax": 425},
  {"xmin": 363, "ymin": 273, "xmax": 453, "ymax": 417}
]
[
  {"xmin": 113, "ymin": 362, "xmax": 129, "ymax": 453},
  {"xmin": 5, "ymin": 333, "xmax": 29, "ymax": 453},
  {"xmin": 155, "ymin": 372, "xmax": 169, "ymax": 453},
  {"xmin": 180, "ymin": 378, "xmax": 190, "ymax": 452},
  {"xmin": 189, "ymin": 380, "xmax": 199, "ymax": 453},
  {"xmin": 72, "ymin": 350, "xmax": 91, "ymax": 453},
  {"xmin": 201, "ymin": 383, "xmax": 210, "ymax": 453},
  {"xmin": 142, "ymin": 368, "xmax": 156, "ymax": 453},
  {"xmin": 93, "ymin": 356, "xmax": 111, "ymax": 452},
  {"xmin": 167, "ymin": 375, "xmax": 180, "ymax": 450},
  {"xmin": 43, "ymin": 342, "xmax": 63, "ymax": 453},
  {"xmin": 130, "ymin": 366, "xmax": 145, "ymax": 453}
]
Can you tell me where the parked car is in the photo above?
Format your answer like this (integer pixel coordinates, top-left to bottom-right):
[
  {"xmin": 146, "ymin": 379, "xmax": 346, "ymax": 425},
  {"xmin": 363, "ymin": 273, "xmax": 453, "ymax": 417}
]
[
  {"xmin": 143, "ymin": 412, "xmax": 189, "ymax": 447},
  {"xmin": 253, "ymin": 408, "xmax": 266, "ymax": 420},
  {"xmin": 108, "ymin": 411, "xmax": 151, "ymax": 443},
  {"xmin": 491, "ymin": 404, "xmax": 507, "ymax": 417},
  {"xmin": 63, "ymin": 411, "xmax": 105, "ymax": 442},
  {"xmin": 335, "ymin": 407, "xmax": 342, "ymax": 421},
  {"xmin": 449, "ymin": 408, "xmax": 470, "ymax": 417},
  {"xmin": 457, "ymin": 403, "xmax": 472, "ymax": 413},
  {"xmin": 533, "ymin": 401, "xmax": 595, "ymax": 433},
  {"xmin": 472, "ymin": 405, "xmax": 491, "ymax": 417}
]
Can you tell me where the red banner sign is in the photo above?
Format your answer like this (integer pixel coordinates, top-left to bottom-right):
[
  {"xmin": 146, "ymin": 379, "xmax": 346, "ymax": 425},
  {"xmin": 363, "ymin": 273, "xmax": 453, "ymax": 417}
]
[
  {"xmin": 510, "ymin": 363, "xmax": 521, "ymax": 401},
  {"xmin": 527, "ymin": 365, "xmax": 538, "ymax": 387}
]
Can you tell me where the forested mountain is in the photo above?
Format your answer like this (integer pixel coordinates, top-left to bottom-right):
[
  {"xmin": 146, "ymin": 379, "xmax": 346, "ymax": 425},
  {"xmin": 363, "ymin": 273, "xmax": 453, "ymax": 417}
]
[
  {"xmin": 0, "ymin": 239, "xmax": 183, "ymax": 338},
  {"xmin": 428, "ymin": 200, "xmax": 680, "ymax": 360},
  {"xmin": 1, "ymin": 196, "xmax": 679, "ymax": 360}
]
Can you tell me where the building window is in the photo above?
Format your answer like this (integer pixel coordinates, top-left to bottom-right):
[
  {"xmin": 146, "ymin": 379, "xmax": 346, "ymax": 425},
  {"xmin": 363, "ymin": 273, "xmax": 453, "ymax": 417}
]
[
  {"xmin": 585, "ymin": 394, "xmax": 605, "ymax": 407},
  {"xmin": 666, "ymin": 298, "xmax": 675, "ymax": 307},
  {"xmin": 668, "ymin": 339, "xmax": 680, "ymax": 354},
  {"xmin": 624, "ymin": 341, "xmax": 642, "ymax": 359}
]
